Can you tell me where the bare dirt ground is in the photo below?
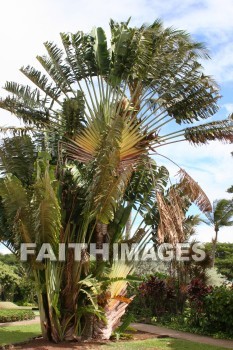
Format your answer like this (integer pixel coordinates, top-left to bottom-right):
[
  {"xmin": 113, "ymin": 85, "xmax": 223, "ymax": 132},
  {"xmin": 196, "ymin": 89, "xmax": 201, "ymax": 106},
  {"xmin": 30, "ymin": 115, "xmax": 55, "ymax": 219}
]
[{"xmin": 2, "ymin": 331, "xmax": 158, "ymax": 350}]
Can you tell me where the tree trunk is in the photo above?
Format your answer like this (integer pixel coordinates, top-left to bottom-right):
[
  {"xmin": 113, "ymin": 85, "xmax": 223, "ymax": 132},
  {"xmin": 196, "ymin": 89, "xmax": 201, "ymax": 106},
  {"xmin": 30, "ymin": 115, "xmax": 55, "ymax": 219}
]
[
  {"xmin": 125, "ymin": 210, "xmax": 132, "ymax": 240},
  {"xmin": 93, "ymin": 299, "xmax": 131, "ymax": 340},
  {"xmin": 212, "ymin": 227, "xmax": 219, "ymax": 267}
]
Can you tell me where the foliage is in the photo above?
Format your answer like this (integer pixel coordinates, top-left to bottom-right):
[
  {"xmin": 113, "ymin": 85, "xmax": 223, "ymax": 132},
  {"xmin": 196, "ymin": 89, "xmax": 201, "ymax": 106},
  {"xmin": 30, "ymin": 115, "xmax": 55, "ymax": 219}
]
[
  {"xmin": 128, "ymin": 273, "xmax": 185, "ymax": 322},
  {"xmin": 202, "ymin": 199, "xmax": 233, "ymax": 266},
  {"xmin": 0, "ymin": 261, "xmax": 20, "ymax": 301},
  {"xmin": 183, "ymin": 283, "xmax": 233, "ymax": 337},
  {"xmin": 129, "ymin": 272, "xmax": 233, "ymax": 339},
  {"xmin": 0, "ymin": 309, "xmax": 35, "ymax": 322},
  {"xmin": 0, "ymin": 254, "xmax": 36, "ymax": 304},
  {"xmin": 205, "ymin": 243, "xmax": 233, "ymax": 281},
  {"xmin": 187, "ymin": 278, "xmax": 213, "ymax": 311}
]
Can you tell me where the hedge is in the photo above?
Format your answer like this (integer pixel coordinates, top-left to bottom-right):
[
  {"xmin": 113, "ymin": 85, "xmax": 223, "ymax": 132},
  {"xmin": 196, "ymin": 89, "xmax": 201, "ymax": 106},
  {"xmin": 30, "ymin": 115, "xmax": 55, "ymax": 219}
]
[{"xmin": 0, "ymin": 309, "xmax": 35, "ymax": 323}]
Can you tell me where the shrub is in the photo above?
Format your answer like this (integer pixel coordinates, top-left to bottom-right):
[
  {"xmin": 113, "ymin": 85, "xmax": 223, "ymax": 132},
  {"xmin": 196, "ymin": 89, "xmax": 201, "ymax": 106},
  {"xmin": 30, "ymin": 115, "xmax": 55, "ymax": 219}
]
[
  {"xmin": 186, "ymin": 281, "xmax": 233, "ymax": 336},
  {"xmin": 128, "ymin": 273, "xmax": 186, "ymax": 321},
  {"xmin": 0, "ymin": 309, "xmax": 35, "ymax": 323},
  {"xmin": 202, "ymin": 285, "xmax": 233, "ymax": 335}
]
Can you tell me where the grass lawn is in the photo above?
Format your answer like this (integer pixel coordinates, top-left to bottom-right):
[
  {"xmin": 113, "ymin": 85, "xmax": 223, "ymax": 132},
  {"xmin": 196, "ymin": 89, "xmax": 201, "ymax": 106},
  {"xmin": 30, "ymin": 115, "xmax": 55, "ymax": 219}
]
[
  {"xmin": 102, "ymin": 338, "xmax": 228, "ymax": 350},
  {"xmin": 0, "ymin": 324, "xmax": 41, "ymax": 346}
]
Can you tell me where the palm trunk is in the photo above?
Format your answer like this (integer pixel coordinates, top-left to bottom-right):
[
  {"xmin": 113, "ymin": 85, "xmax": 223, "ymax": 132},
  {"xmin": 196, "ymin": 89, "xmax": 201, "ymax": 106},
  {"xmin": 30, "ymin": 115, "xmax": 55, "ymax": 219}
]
[
  {"xmin": 125, "ymin": 210, "xmax": 132, "ymax": 240},
  {"xmin": 212, "ymin": 227, "xmax": 219, "ymax": 267},
  {"xmin": 93, "ymin": 298, "xmax": 132, "ymax": 340}
]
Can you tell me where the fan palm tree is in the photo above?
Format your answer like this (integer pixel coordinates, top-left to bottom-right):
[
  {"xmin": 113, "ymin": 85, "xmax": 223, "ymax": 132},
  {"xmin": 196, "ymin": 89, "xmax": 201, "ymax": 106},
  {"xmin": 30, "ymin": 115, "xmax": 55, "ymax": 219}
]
[
  {"xmin": 0, "ymin": 19, "xmax": 233, "ymax": 342},
  {"xmin": 203, "ymin": 199, "xmax": 233, "ymax": 266}
]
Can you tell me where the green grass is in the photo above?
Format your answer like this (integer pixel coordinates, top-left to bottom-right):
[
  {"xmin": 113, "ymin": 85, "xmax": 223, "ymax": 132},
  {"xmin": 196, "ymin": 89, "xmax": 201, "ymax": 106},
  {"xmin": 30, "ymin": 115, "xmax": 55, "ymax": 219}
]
[
  {"xmin": 0, "ymin": 324, "xmax": 41, "ymax": 346},
  {"xmin": 102, "ymin": 338, "xmax": 229, "ymax": 350}
]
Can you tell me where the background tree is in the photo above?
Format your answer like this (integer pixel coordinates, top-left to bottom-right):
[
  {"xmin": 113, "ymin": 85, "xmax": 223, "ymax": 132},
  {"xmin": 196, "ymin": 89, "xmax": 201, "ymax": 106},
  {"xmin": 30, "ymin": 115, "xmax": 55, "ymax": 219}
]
[
  {"xmin": 0, "ymin": 254, "xmax": 36, "ymax": 305},
  {"xmin": 0, "ymin": 261, "xmax": 20, "ymax": 301},
  {"xmin": 0, "ymin": 19, "xmax": 233, "ymax": 342},
  {"xmin": 205, "ymin": 242, "xmax": 233, "ymax": 281},
  {"xmin": 227, "ymin": 152, "xmax": 233, "ymax": 193},
  {"xmin": 203, "ymin": 199, "xmax": 233, "ymax": 266}
]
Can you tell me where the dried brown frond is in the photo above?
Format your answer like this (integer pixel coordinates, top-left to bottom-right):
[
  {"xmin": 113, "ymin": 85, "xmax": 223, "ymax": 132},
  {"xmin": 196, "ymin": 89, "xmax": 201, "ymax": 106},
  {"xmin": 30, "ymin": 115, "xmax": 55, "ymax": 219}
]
[
  {"xmin": 156, "ymin": 192, "xmax": 180, "ymax": 245},
  {"xmin": 122, "ymin": 228, "xmax": 146, "ymax": 246},
  {"xmin": 168, "ymin": 188, "xmax": 185, "ymax": 242},
  {"xmin": 177, "ymin": 169, "xmax": 212, "ymax": 212}
]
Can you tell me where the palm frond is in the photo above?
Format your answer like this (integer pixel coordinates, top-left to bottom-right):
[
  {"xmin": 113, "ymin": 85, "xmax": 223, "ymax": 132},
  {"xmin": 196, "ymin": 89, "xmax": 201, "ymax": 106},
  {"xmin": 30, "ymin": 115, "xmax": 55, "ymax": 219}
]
[
  {"xmin": 0, "ymin": 175, "xmax": 32, "ymax": 244},
  {"xmin": 0, "ymin": 96, "xmax": 50, "ymax": 126},
  {"xmin": 32, "ymin": 154, "xmax": 61, "ymax": 249},
  {"xmin": 0, "ymin": 135, "xmax": 37, "ymax": 185},
  {"xmin": 156, "ymin": 191, "xmax": 184, "ymax": 244},
  {"xmin": 107, "ymin": 261, "xmax": 133, "ymax": 309},
  {"xmin": 177, "ymin": 169, "xmax": 212, "ymax": 212},
  {"xmin": 20, "ymin": 65, "xmax": 61, "ymax": 102},
  {"xmin": 94, "ymin": 165, "xmax": 133, "ymax": 224},
  {"xmin": 0, "ymin": 126, "xmax": 38, "ymax": 135},
  {"xmin": 92, "ymin": 27, "xmax": 110, "ymax": 76},
  {"xmin": 184, "ymin": 117, "xmax": 233, "ymax": 145},
  {"xmin": 61, "ymin": 90, "xmax": 86, "ymax": 135}
]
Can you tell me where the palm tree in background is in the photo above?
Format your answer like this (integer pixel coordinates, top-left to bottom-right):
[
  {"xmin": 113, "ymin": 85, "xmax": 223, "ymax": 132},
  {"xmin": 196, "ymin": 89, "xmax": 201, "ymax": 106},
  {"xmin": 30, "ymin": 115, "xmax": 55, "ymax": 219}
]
[
  {"xmin": 203, "ymin": 199, "xmax": 233, "ymax": 266},
  {"xmin": 0, "ymin": 19, "xmax": 233, "ymax": 342}
]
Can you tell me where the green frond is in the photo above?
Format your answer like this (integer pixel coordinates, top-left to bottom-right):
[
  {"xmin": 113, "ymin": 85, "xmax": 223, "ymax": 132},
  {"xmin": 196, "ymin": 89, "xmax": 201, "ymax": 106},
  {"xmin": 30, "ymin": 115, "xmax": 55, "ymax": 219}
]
[
  {"xmin": 204, "ymin": 199, "xmax": 233, "ymax": 231},
  {"xmin": 61, "ymin": 90, "xmax": 86, "ymax": 135},
  {"xmin": 164, "ymin": 76, "xmax": 219, "ymax": 124},
  {"xmin": 4, "ymin": 81, "xmax": 47, "ymax": 107},
  {"xmin": 94, "ymin": 166, "xmax": 133, "ymax": 224},
  {"xmin": 0, "ymin": 175, "xmax": 32, "ymax": 244},
  {"xmin": 0, "ymin": 126, "xmax": 38, "ymax": 135},
  {"xmin": 20, "ymin": 65, "xmax": 61, "ymax": 102},
  {"xmin": 60, "ymin": 31, "xmax": 90, "ymax": 81},
  {"xmin": 0, "ymin": 95, "xmax": 50, "ymax": 126},
  {"xmin": 37, "ymin": 52, "xmax": 72, "ymax": 96},
  {"xmin": 184, "ymin": 117, "xmax": 233, "ymax": 144},
  {"xmin": 91, "ymin": 27, "xmax": 110, "ymax": 75},
  {"xmin": 0, "ymin": 135, "xmax": 37, "ymax": 185},
  {"xmin": 32, "ymin": 155, "xmax": 61, "ymax": 249}
]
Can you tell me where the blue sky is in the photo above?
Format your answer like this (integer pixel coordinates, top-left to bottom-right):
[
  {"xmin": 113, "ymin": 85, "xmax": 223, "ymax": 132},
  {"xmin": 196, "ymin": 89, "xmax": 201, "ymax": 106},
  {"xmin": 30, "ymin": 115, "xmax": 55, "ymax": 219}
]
[{"xmin": 0, "ymin": 0, "xmax": 233, "ymax": 253}]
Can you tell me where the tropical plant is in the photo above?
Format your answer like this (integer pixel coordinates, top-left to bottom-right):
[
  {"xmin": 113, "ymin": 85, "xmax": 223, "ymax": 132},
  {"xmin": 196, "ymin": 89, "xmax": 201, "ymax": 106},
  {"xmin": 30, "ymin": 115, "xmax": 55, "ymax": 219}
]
[
  {"xmin": 205, "ymin": 242, "xmax": 233, "ymax": 281},
  {"xmin": 0, "ymin": 19, "xmax": 233, "ymax": 343},
  {"xmin": 0, "ymin": 261, "xmax": 20, "ymax": 301},
  {"xmin": 202, "ymin": 199, "xmax": 233, "ymax": 266},
  {"xmin": 227, "ymin": 151, "xmax": 233, "ymax": 193}
]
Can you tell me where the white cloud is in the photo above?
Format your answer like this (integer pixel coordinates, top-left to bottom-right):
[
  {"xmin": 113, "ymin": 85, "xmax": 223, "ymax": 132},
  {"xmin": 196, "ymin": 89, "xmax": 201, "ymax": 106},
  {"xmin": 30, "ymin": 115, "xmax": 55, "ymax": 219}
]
[
  {"xmin": 224, "ymin": 104, "xmax": 233, "ymax": 115},
  {"xmin": 194, "ymin": 224, "xmax": 233, "ymax": 243}
]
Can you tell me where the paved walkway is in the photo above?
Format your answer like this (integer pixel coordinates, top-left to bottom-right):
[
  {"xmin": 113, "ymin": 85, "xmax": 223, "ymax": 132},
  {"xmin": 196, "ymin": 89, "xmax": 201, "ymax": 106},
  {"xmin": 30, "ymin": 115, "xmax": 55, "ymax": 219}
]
[
  {"xmin": 0, "ymin": 315, "xmax": 40, "ymax": 327},
  {"xmin": 132, "ymin": 323, "xmax": 233, "ymax": 349}
]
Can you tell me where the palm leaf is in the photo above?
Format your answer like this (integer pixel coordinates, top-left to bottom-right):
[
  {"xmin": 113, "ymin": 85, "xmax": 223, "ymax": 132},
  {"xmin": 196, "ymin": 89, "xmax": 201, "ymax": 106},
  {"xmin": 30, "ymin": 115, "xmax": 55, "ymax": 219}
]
[
  {"xmin": 0, "ymin": 135, "xmax": 37, "ymax": 185},
  {"xmin": 184, "ymin": 117, "xmax": 233, "ymax": 145},
  {"xmin": 32, "ymin": 157, "xmax": 61, "ymax": 249},
  {"xmin": 177, "ymin": 169, "xmax": 212, "ymax": 212},
  {"xmin": 92, "ymin": 27, "xmax": 110, "ymax": 75},
  {"xmin": 20, "ymin": 65, "xmax": 61, "ymax": 102},
  {"xmin": 0, "ymin": 175, "xmax": 32, "ymax": 244}
]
